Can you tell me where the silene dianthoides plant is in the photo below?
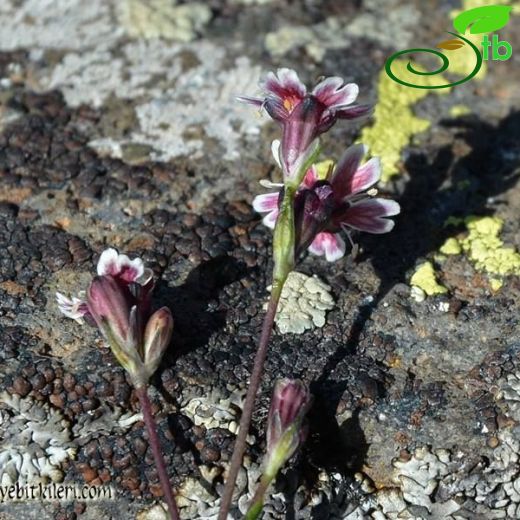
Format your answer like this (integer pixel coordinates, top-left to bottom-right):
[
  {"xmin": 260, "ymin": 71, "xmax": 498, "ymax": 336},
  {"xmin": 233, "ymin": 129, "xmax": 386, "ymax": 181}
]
[
  {"xmin": 219, "ymin": 69, "xmax": 400, "ymax": 519},
  {"xmin": 245, "ymin": 379, "xmax": 311, "ymax": 520},
  {"xmin": 57, "ymin": 248, "xmax": 180, "ymax": 520}
]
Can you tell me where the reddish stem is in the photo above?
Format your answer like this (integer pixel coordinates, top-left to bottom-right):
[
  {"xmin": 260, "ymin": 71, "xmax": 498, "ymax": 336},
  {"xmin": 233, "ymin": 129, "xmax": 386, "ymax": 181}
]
[
  {"xmin": 136, "ymin": 385, "xmax": 180, "ymax": 520},
  {"xmin": 218, "ymin": 286, "xmax": 283, "ymax": 520}
]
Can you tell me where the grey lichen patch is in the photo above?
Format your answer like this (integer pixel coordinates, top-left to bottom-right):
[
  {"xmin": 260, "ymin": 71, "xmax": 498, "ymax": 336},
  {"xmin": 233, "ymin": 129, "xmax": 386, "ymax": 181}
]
[
  {"xmin": 390, "ymin": 446, "xmax": 457, "ymax": 516},
  {"xmin": 174, "ymin": 461, "xmax": 263, "ymax": 519},
  {"xmin": 496, "ymin": 373, "xmax": 520, "ymax": 423},
  {"xmin": 353, "ymin": 431, "xmax": 520, "ymax": 519},
  {"xmin": 236, "ymin": 460, "xmax": 269, "ymax": 516},
  {"xmin": 136, "ymin": 503, "xmax": 169, "ymax": 520},
  {"xmin": 72, "ymin": 404, "xmax": 142, "ymax": 444},
  {"xmin": 0, "ymin": 0, "xmax": 119, "ymax": 51},
  {"xmin": 265, "ymin": 18, "xmax": 348, "ymax": 61},
  {"xmin": 0, "ymin": 3, "xmax": 263, "ymax": 162},
  {"xmin": 230, "ymin": 0, "xmax": 274, "ymax": 4},
  {"xmin": 180, "ymin": 387, "xmax": 246, "ymax": 432},
  {"xmin": 346, "ymin": 0, "xmax": 419, "ymax": 48},
  {"xmin": 177, "ymin": 476, "xmax": 220, "ymax": 519},
  {"xmin": 46, "ymin": 38, "xmax": 263, "ymax": 160},
  {"xmin": 269, "ymin": 272, "xmax": 334, "ymax": 334},
  {"xmin": 472, "ymin": 429, "xmax": 520, "ymax": 519},
  {"xmin": 265, "ymin": 1, "xmax": 418, "ymax": 60},
  {"xmin": 132, "ymin": 51, "xmax": 263, "ymax": 161},
  {"xmin": 116, "ymin": 0, "xmax": 212, "ymax": 42},
  {"xmin": 0, "ymin": 392, "xmax": 76, "ymax": 485}
]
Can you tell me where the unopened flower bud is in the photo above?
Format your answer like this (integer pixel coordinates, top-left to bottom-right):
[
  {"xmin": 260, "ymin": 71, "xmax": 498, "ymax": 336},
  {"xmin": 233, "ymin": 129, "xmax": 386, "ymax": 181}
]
[
  {"xmin": 264, "ymin": 378, "xmax": 311, "ymax": 479},
  {"xmin": 87, "ymin": 276, "xmax": 132, "ymax": 347},
  {"xmin": 281, "ymin": 97, "xmax": 326, "ymax": 174},
  {"xmin": 87, "ymin": 275, "xmax": 143, "ymax": 382},
  {"xmin": 143, "ymin": 307, "xmax": 174, "ymax": 381}
]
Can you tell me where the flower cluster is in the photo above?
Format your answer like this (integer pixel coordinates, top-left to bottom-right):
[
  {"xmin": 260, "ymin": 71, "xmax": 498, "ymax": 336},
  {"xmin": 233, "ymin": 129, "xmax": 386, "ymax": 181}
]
[
  {"xmin": 239, "ymin": 69, "xmax": 370, "ymax": 181},
  {"xmin": 57, "ymin": 248, "xmax": 172, "ymax": 387},
  {"xmin": 254, "ymin": 143, "xmax": 399, "ymax": 262},
  {"xmin": 241, "ymin": 68, "xmax": 399, "ymax": 263}
]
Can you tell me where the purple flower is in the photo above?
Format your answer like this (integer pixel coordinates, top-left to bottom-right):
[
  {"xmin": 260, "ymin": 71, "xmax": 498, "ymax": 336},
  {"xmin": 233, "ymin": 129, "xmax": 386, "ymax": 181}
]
[
  {"xmin": 56, "ymin": 248, "xmax": 153, "ymax": 324},
  {"xmin": 56, "ymin": 248, "xmax": 171, "ymax": 385},
  {"xmin": 239, "ymin": 69, "xmax": 370, "ymax": 179},
  {"xmin": 264, "ymin": 379, "xmax": 311, "ymax": 478},
  {"xmin": 253, "ymin": 144, "xmax": 400, "ymax": 262},
  {"xmin": 87, "ymin": 275, "xmax": 135, "ymax": 348}
]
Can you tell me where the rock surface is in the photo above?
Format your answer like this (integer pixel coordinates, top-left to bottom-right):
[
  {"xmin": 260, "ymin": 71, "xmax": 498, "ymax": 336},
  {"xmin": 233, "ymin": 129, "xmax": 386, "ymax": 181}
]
[{"xmin": 0, "ymin": 0, "xmax": 520, "ymax": 519}]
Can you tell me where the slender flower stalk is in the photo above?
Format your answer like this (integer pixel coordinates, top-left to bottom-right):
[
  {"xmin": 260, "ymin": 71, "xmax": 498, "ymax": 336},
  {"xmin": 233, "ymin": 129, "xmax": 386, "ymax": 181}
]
[
  {"xmin": 244, "ymin": 475, "xmax": 271, "ymax": 520},
  {"xmin": 136, "ymin": 386, "xmax": 179, "ymax": 520},
  {"xmin": 57, "ymin": 249, "xmax": 179, "ymax": 520},
  {"xmin": 219, "ymin": 145, "xmax": 312, "ymax": 520},
  {"xmin": 218, "ymin": 286, "xmax": 283, "ymax": 520},
  {"xmin": 219, "ymin": 68, "xmax": 400, "ymax": 519}
]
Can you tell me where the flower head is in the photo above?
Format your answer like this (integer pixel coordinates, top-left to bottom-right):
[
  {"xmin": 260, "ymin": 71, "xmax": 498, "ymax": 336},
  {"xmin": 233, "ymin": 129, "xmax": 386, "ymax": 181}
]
[
  {"xmin": 56, "ymin": 248, "xmax": 171, "ymax": 386},
  {"xmin": 264, "ymin": 379, "xmax": 311, "ymax": 479},
  {"xmin": 239, "ymin": 69, "xmax": 371, "ymax": 181},
  {"xmin": 56, "ymin": 248, "xmax": 153, "ymax": 324},
  {"xmin": 253, "ymin": 143, "xmax": 400, "ymax": 262}
]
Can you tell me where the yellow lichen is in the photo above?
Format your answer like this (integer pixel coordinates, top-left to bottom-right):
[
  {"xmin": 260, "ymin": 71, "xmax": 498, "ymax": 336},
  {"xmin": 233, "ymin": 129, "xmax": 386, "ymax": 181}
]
[
  {"xmin": 410, "ymin": 261, "xmax": 448, "ymax": 296},
  {"xmin": 444, "ymin": 32, "xmax": 487, "ymax": 79},
  {"xmin": 440, "ymin": 216, "xmax": 520, "ymax": 291},
  {"xmin": 440, "ymin": 237, "xmax": 462, "ymax": 255},
  {"xmin": 449, "ymin": 104, "xmax": 471, "ymax": 117},
  {"xmin": 459, "ymin": 0, "xmax": 515, "ymax": 9},
  {"xmin": 359, "ymin": 61, "xmax": 449, "ymax": 183},
  {"xmin": 460, "ymin": 216, "xmax": 520, "ymax": 276},
  {"xmin": 490, "ymin": 278, "xmax": 504, "ymax": 291},
  {"xmin": 363, "ymin": 1, "xmax": 518, "ymax": 183},
  {"xmin": 449, "ymin": 0, "xmax": 519, "ymax": 79}
]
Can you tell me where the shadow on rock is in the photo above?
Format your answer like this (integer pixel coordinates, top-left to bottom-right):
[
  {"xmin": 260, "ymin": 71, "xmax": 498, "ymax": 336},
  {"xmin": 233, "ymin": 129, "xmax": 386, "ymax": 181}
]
[
  {"xmin": 156, "ymin": 255, "xmax": 250, "ymax": 360},
  {"xmin": 366, "ymin": 109, "xmax": 520, "ymax": 302},
  {"xmin": 320, "ymin": 110, "xmax": 520, "ymax": 379},
  {"xmin": 310, "ymin": 110, "xmax": 520, "ymax": 516},
  {"xmin": 281, "ymin": 393, "xmax": 369, "ymax": 518}
]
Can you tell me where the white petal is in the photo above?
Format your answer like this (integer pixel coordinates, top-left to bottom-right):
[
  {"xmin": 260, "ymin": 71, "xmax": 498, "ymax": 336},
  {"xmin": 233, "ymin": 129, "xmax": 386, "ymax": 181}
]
[
  {"xmin": 115, "ymin": 254, "xmax": 145, "ymax": 282},
  {"xmin": 262, "ymin": 210, "xmax": 278, "ymax": 229},
  {"xmin": 312, "ymin": 78, "xmax": 359, "ymax": 108},
  {"xmin": 324, "ymin": 234, "xmax": 346, "ymax": 262},
  {"xmin": 56, "ymin": 292, "xmax": 87, "ymax": 323},
  {"xmin": 308, "ymin": 232, "xmax": 346, "ymax": 262},
  {"xmin": 253, "ymin": 192, "xmax": 280, "ymax": 213},
  {"xmin": 271, "ymin": 139, "xmax": 282, "ymax": 168},
  {"xmin": 97, "ymin": 248, "xmax": 119, "ymax": 276}
]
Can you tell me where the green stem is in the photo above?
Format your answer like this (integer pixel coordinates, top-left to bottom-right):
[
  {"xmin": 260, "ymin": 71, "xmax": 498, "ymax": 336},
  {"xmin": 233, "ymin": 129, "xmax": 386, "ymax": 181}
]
[
  {"xmin": 135, "ymin": 385, "xmax": 180, "ymax": 520},
  {"xmin": 244, "ymin": 475, "xmax": 273, "ymax": 520},
  {"xmin": 272, "ymin": 186, "xmax": 296, "ymax": 285},
  {"xmin": 217, "ymin": 282, "xmax": 285, "ymax": 520}
]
